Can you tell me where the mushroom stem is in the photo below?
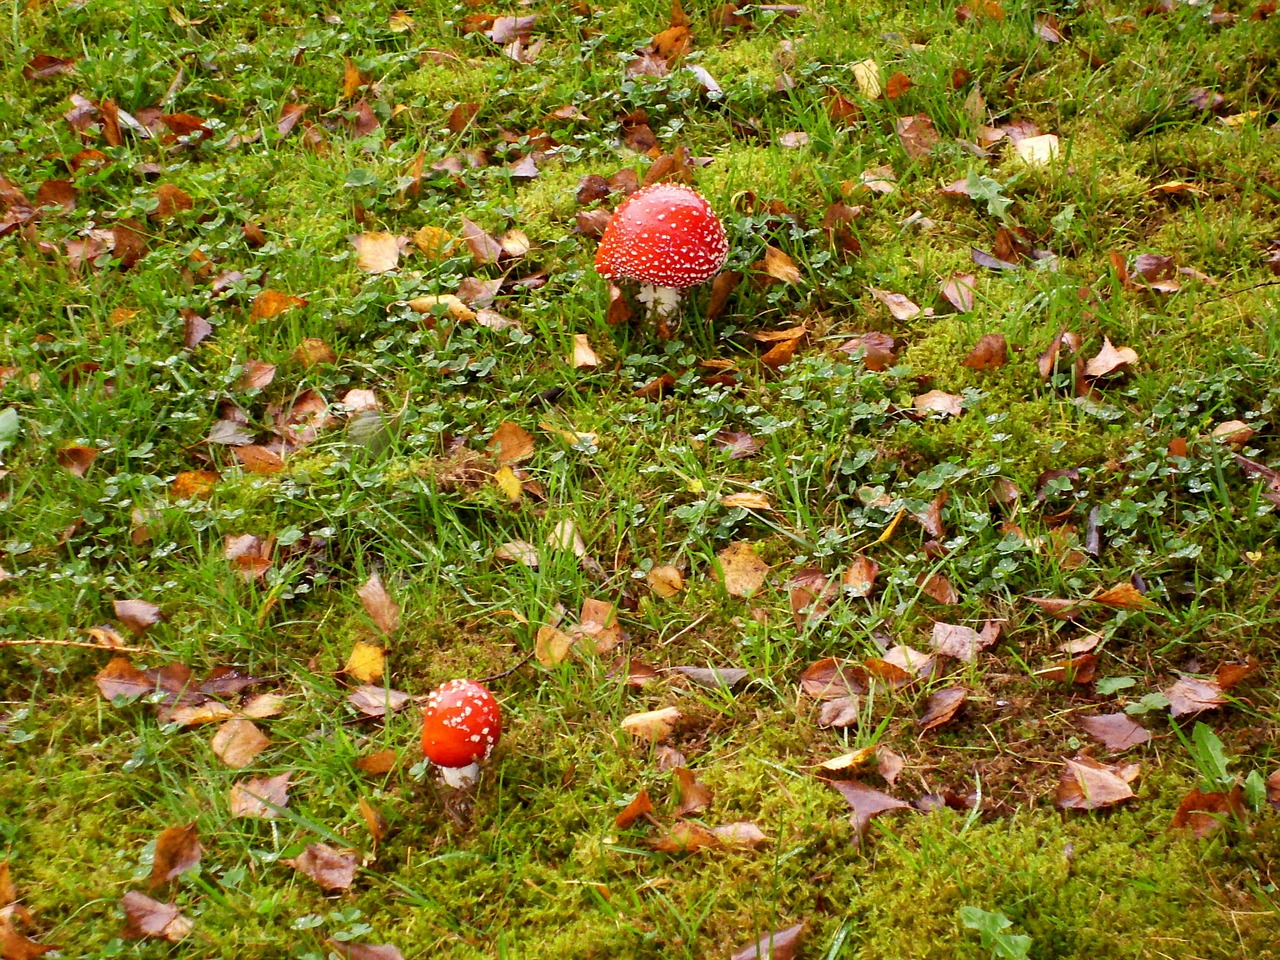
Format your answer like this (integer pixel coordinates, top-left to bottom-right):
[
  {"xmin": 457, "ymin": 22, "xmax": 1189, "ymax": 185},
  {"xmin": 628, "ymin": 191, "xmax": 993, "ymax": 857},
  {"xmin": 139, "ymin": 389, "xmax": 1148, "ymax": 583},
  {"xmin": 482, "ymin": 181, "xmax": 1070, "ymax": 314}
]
[
  {"xmin": 636, "ymin": 283, "xmax": 683, "ymax": 319},
  {"xmin": 439, "ymin": 762, "xmax": 481, "ymax": 789}
]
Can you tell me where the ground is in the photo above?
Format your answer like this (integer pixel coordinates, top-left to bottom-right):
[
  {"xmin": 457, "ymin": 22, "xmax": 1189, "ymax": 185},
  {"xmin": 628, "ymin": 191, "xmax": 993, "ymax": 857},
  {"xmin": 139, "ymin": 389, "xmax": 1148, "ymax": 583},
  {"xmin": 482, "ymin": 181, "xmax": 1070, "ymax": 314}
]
[{"xmin": 1, "ymin": 0, "xmax": 1279, "ymax": 958}]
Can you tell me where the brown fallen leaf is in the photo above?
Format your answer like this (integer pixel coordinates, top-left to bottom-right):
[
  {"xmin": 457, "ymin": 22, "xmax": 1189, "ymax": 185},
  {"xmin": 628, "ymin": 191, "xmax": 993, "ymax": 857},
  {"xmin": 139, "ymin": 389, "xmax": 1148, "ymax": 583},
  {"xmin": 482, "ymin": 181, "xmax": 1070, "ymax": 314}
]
[
  {"xmin": 148, "ymin": 824, "xmax": 201, "ymax": 890},
  {"xmin": 940, "ymin": 273, "xmax": 977, "ymax": 313},
  {"xmin": 817, "ymin": 696, "xmax": 861, "ymax": 728},
  {"xmin": 487, "ymin": 421, "xmax": 536, "ymax": 465},
  {"xmin": 760, "ymin": 246, "xmax": 801, "ymax": 284},
  {"xmin": 251, "ymin": 289, "xmax": 307, "ymax": 320},
  {"xmin": 842, "ymin": 556, "xmax": 879, "ymax": 597},
  {"xmin": 917, "ymin": 572, "xmax": 958, "ymax": 605},
  {"xmin": 829, "ymin": 779, "xmax": 910, "ymax": 843},
  {"xmin": 648, "ymin": 821, "xmax": 720, "ymax": 853},
  {"xmin": 715, "ymin": 541, "xmax": 769, "ymax": 597},
  {"xmin": 1079, "ymin": 713, "xmax": 1151, "ymax": 751},
  {"xmin": 210, "ymin": 718, "xmax": 271, "ymax": 768},
  {"xmin": 56, "ymin": 444, "xmax": 97, "ymax": 477},
  {"xmin": 347, "ymin": 685, "xmax": 412, "ymax": 718},
  {"xmin": 1055, "ymin": 756, "xmax": 1138, "ymax": 810},
  {"xmin": 896, "ymin": 114, "xmax": 939, "ymax": 159},
  {"xmin": 229, "ymin": 772, "xmax": 291, "ymax": 819},
  {"xmin": 800, "ymin": 658, "xmax": 868, "ymax": 699},
  {"xmin": 238, "ymin": 360, "xmax": 276, "ymax": 390},
  {"xmin": 962, "ymin": 334, "xmax": 1007, "ymax": 371},
  {"xmin": 620, "ymin": 706, "xmax": 680, "ymax": 742},
  {"xmin": 121, "ymin": 891, "xmax": 192, "ymax": 942},
  {"xmin": 868, "ymin": 286, "xmax": 923, "ymax": 321},
  {"xmin": 1169, "ymin": 786, "xmax": 1244, "ymax": 838},
  {"xmin": 326, "ymin": 942, "xmax": 405, "ymax": 960},
  {"xmin": 918, "ymin": 687, "xmax": 966, "ymax": 732},
  {"xmin": 839, "ymin": 332, "xmax": 899, "ymax": 371},
  {"xmin": 357, "ymin": 571, "xmax": 401, "ymax": 636},
  {"xmin": 731, "ymin": 922, "xmax": 807, "ymax": 960},
  {"xmin": 646, "ymin": 564, "xmax": 684, "ymax": 598},
  {"xmin": 614, "ymin": 789, "xmax": 655, "ymax": 828},
  {"xmin": 669, "ymin": 666, "xmax": 749, "ymax": 690},
  {"xmin": 673, "ymin": 767, "xmax": 713, "ymax": 817},
  {"xmin": 114, "ymin": 598, "xmax": 162, "ymax": 634},
  {"xmin": 1165, "ymin": 676, "xmax": 1227, "ymax": 717},
  {"xmin": 913, "ymin": 390, "xmax": 964, "ymax": 417},
  {"xmin": 356, "ymin": 749, "xmax": 398, "ymax": 776},
  {"xmin": 285, "ymin": 843, "xmax": 358, "ymax": 892},
  {"xmin": 1084, "ymin": 337, "xmax": 1138, "ymax": 378},
  {"xmin": 721, "ymin": 491, "xmax": 772, "ymax": 511},
  {"xmin": 929, "ymin": 621, "xmax": 999, "ymax": 662},
  {"xmin": 1093, "ymin": 582, "xmax": 1154, "ymax": 610},
  {"xmin": 710, "ymin": 822, "xmax": 769, "ymax": 849}
]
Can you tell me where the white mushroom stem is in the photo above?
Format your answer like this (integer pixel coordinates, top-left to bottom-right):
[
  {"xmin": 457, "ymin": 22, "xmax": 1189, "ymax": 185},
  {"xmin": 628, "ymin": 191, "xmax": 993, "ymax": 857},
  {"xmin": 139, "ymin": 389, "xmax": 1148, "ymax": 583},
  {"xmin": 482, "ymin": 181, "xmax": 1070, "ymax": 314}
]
[
  {"xmin": 636, "ymin": 283, "xmax": 683, "ymax": 319},
  {"xmin": 438, "ymin": 761, "xmax": 480, "ymax": 788}
]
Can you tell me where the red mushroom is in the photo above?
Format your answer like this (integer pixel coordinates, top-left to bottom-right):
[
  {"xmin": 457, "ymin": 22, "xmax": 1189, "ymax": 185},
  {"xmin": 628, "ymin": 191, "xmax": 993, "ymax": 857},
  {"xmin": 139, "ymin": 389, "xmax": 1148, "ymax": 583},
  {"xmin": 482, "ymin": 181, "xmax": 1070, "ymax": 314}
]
[
  {"xmin": 421, "ymin": 679, "xmax": 502, "ymax": 788},
  {"xmin": 594, "ymin": 182, "xmax": 729, "ymax": 319}
]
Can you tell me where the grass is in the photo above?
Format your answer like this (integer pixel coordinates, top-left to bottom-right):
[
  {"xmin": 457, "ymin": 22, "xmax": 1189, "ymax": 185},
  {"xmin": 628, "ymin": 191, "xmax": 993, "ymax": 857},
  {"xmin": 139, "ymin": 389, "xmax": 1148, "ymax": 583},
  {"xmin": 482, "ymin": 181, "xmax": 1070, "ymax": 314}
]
[{"xmin": 2, "ymin": 0, "xmax": 1280, "ymax": 956}]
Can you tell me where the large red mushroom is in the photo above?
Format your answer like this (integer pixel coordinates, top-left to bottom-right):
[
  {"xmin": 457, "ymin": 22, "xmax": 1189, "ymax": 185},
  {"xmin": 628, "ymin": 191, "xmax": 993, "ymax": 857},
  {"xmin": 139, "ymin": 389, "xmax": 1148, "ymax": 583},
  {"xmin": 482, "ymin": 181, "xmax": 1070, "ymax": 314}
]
[
  {"xmin": 421, "ymin": 678, "xmax": 502, "ymax": 788},
  {"xmin": 594, "ymin": 182, "xmax": 729, "ymax": 319}
]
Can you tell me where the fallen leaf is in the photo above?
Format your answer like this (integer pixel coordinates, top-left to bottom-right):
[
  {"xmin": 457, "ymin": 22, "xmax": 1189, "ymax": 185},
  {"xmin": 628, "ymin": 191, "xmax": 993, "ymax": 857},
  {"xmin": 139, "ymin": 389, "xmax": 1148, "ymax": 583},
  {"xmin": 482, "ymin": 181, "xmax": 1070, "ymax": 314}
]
[
  {"xmin": 1084, "ymin": 337, "xmax": 1138, "ymax": 378},
  {"xmin": 1165, "ymin": 676, "xmax": 1226, "ymax": 717},
  {"xmin": 23, "ymin": 54, "xmax": 77, "ymax": 80},
  {"xmin": 229, "ymin": 772, "xmax": 291, "ymax": 818},
  {"xmin": 715, "ymin": 541, "xmax": 769, "ymax": 597},
  {"xmin": 917, "ymin": 572, "xmax": 958, "ymax": 605},
  {"xmin": 839, "ymin": 332, "xmax": 899, "ymax": 371},
  {"xmin": 285, "ymin": 843, "xmax": 358, "ymax": 892},
  {"xmin": 55, "ymin": 445, "xmax": 97, "ymax": 477},
  {"xmin": 351, "ymin": 233, "xmax": 401, "ymax": 273},
  {"xmin": 356, "ymin": 749, "xmax": 398, "ymax": 776},
  {"xmin": 535, "ymin": 625, "xmax": 576, "ymax": 666},
  {"xmin": 929, "ymin": 621, "xmax": 997, "ymax": 662},
  {"xmin": 721, "ymin": 491, "xmax": 772, "ymax": 511},
  {"xmin": 571, "ymin": 334, "xmax": 598, "ymax": 368},
  {"xmin": 918, "ymin": 687, "xmax": 966, "ymax": 732},
  {"xmin": 673, "ymin": 767, "xmax": 713, "ymax": 817},
  {"xmin": 148, "ymin": 824, "xmax": 201, "ymax": 889},
  {"xmin": 251, "ymin": 289, "xmax": 307, "ymax": 321},
  {"xmin": 347, "ymin": 685, "xmax": 412, "ymax": 718},
  {"xmin": 358, "ymin": 571, "xmax": 401, "ymax": 635},
  {"xmin": 713, "ymin": 430, "xmax": 763, "ymax": 459},
  {"xmin": 1169, "ymin": 787, "xmax": 1245, "ymax": 838},
  {"xmin": 344, "ymin": 641, "xmax": 385, "ymax": 683},
  {"xmin": 913, "ymin": 390, "xmax": 964, "ymax": 417},
  {"xmin": 621, "ymin": 706, "xmax": 680, "ymax": 742},
  {"xmin": 731, "ymin": 922, "xmax": 807, "ymax": 960},
  {"xmin": 494, "ymin": 540, "xmax": 539, "ymax": 567},
  {"xmin": 238, "ymin": 361, "xmax": 276, "ymax": 391},
  {"xmin": 818, "ymin": 696, "xmax": 861, "ymax": 728},
  {"xmin": 799, "ymin": 658, "xmax": 868, "ymax": 699},
  {"xmin": 1055, "ymin": 756, "xmax": 1137, "ymax": 810},
  {"xmin": 649, "ymin": 821, "xmax": 721, "ymax": 853},
  {"xmin": 852, "ymin": 59, "xmax": 882, "ymax": 98},
  {"xmin": 940, "ymin": 273, "xmax": 977, "ymax": 313},
  {"xmin": 962, "ymin": 334, "xmax": 1007, "ymax": 371},
  {"xmin": 710, "ymin": 822, "xmax": 769, "ymax": 849},
  {"xmin": 896, "ymin": 114, "xmax": 939, "ymax": 159},
  {"xmin": 1079, "ymin": 713, "xmax": 1150, "ymax": 751},
  {"xmin": 829, "ymin": 779, "xmax": 910, "ymax": 843},
  {"xmin": 210, "ymin": 718, "xmax": 270, "ymax": 768},
  {"xmin": 487, "ymin": 421, "xmax": 536, "ymax": 465},
  {"xmin": 868, "ymin": 286, "xmax": 923, "ymax": 321},
  {"xmin": 1015, "ymin": 133, "xmax": 1060, "ymax": 166},
  {"xmin": 615, "ymin": 789, "xmax": 655, "ymax": 828},
  {"xmin": 647, "ymin": 565, "xmax": 685, "ymax": 597},
  {"xmin": 121, "ymin": 891, "xmax": 192, "ymax": 942},
  {"xmin": 842, "ymin": 556, "xmax": 878, "ymax": 597},
  {"xmin": 670, "ymin": 666, "xmax": 749, "ymax": 690},
  {"xmin": 326, "ymin": 942, "xmax": 405, "ymax": 960},
  {"xmin": 878, "ymin": 748, "xmax": 906, "ymax": 785},
  {"xmin": 1035, "ymin": 654, "xmax": 1098, "ymax": 684},
  {"xmin": 760, "ymin": 246, "xmax": 801, "ymax": 284},
  {"xmin": 114, "ymin": 599, "xmax": 162, "ymax": 634},
  {"xmin": 1038, "ymin": 330, "xmax": 1081, "ymax": 379},
  {"xmin": 1093, "ymin": 582, "xmax": 1154, "ymax": 610}
]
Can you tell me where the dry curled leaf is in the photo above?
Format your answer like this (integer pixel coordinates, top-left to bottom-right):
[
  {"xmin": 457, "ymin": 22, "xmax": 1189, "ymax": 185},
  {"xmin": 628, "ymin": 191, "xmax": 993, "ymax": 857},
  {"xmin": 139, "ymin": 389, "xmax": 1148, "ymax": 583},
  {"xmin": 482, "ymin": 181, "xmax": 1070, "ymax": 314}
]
[
  {"xmin": 929, "ymin": 621, "xmax": 998, "ymax": 662},
  {"xmin": 614, "ymin": 789, "xmax": 654, "ymax": 828},
  {"xmin": 962, "ymin": 334, "xmax": 1007, "ymax": 371},
  {"xmin": 731, "ymin": 922, "xmax": 807, "ymax": 960},
  {"xmin": 918, "ymin": 687, "xmax": 966, "ymax": 732},
  {"xmin": 1084, "ymin": 337, "xmax": 1138, "ymax": 378},
  {"xmin": 121, "ymin": 891, "xmax": 192, "ymax": 942},
  {"xmin": 148, "ymin": 824, "xmax": 201, "ymax": 889},
  {"xmin": 829, "ymin": 779, "xmax": 910, "ymax": 843},
  {"xmin": 1055, "ymin": 756, "xmax": 1138, "ymax": 810},
  {"xmin": 1169, "ymin": 787, "xmax": 1245, "ymax": 838},
  {"xmin": 620, "ymin": 706, "xmax": 680, "ymax": 742},
  {"xmin": 672, "ymin": 767, "xmax": 713, "ymax": 817},
  {"xmin": 285, "ymin": 843, "xmax": 358, "ymax": 892},
  {"xmin": 358, "ymin": 571, "xmax": 401, "ymax": 636}
]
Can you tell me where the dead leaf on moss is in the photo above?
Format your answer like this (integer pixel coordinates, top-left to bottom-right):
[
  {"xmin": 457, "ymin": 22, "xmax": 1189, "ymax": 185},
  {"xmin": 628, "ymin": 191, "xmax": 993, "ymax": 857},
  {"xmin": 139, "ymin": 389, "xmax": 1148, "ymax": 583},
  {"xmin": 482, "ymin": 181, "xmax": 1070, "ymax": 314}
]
[
  {"xmin": 1093, "ymin": 582, "xmax": 1154, "ymax": 610},
  {"xmin": 731, "ymin": 922, "xmax": 807, "ymax": 960},
  {"xmin": 1084, "ymin": 337, "xmax": 1138, "ymax": 378},
  {"xmin": 1055, "ymin": 756, "xmax": 1138, "ymax": 810},
  {"xmin": 114, "ymin": 599, "xmax": 162, "ymax": 634},
  {"xmin": 229, "ymin": 772, "xmax": 292, "ymax": 819},
  {"xmin": 621, "ymin": 706, "xmax": 680, "ymax": 742},
  {"xmin": 962, "ymin": 334, "xmax": 1007, "ymax": 371},
  {"xmin": 868, "ymin": 286, "xmax": 923, "ymax": 321},
  {"xmin": 344, "ymin": 641, "xmax": 385, "ymax": 683},
  {"xmin": 930, "ymin": 621, "xmax": 999, "ymax": 662},
  {"xmin": 357, "ymin": 571, "xmax": 401, "ymax": 636},
  {"xmin": 1169, "ymin": 787, "xmax": 1245, "ymax": 838},
  {"xmin": 121, "ymin": 891, "xmax": 192, "ymax": 942},
  {"xmin": 829, "ymin": 779, "xmax": 910, "ymax": 843},
  {"xmin": 913, "ymin": 390, "xmax": 964, "ymax": 417},
  {"xmin": 715, "ymin": 541, "xmax": 769, "ymax": 597},
  {"xmin": 647, "ymin": 564, "xmax": 685, "ymax": 597},
  {"xmin": 285, "ymin": 843, "xmax": 358, "ymax": 892},
  {"xmin": 1079, "ymin": 713, "xmax": 1150, "ymax": 751},
  {"xmin": 919, "ymin": 687, "xmax": 966, "ymax": 732},
  {"xmin": 148, "ymin": 823, "xmax": 201, "ymax": 889}
]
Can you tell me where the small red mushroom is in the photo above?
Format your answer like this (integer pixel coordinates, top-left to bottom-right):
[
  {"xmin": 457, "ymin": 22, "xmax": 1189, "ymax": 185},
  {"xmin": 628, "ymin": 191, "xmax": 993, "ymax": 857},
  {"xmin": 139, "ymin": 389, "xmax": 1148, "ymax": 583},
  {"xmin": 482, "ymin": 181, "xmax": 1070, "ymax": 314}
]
[
  {"xmin": 594, "ymin": 182, "xmax": 729, "ymax": 319},
  {"xmin": 421, "ymin": 679, "xmax": 502, "ymax": 788}
]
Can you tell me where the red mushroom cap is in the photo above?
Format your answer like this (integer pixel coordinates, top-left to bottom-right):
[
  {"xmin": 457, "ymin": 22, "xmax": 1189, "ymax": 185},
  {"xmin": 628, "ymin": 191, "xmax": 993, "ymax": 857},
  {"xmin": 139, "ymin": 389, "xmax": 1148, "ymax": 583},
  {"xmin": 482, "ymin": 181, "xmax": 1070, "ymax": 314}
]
[
  {"xmin": 594, "ymin": 182, "xmax": 729, "ymax": 288},
  {"xmin": 421, "ymin": 679, "xmax": 503, "ymax": 769}
]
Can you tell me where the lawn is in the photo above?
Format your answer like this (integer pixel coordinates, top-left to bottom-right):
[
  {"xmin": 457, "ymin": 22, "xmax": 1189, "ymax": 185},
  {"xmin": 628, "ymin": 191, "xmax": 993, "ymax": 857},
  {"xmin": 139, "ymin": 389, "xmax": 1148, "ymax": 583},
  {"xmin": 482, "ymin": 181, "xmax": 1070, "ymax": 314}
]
[{"xmin": 2, "ymin": 0, "xmax": 1280, "ymax": 957}]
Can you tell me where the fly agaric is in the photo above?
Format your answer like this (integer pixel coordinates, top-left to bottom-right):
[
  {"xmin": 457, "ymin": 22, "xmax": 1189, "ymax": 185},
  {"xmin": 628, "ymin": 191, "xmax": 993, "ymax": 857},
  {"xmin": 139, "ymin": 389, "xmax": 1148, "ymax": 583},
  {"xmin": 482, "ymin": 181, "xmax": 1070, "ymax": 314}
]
[
  {"xmin": 594, "ymin": 182, "xmax": 729, "ymax": 319},
  {"xmin": 421, "ymin": 679, "xmax": 502, "ymax": 788}
]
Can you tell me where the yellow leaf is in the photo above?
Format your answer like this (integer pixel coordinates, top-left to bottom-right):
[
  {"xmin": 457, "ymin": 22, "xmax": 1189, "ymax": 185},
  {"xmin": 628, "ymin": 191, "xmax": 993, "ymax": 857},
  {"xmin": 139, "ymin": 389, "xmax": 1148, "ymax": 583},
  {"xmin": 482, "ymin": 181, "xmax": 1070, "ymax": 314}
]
[
  {"xmin": 493, "ymin": 465, "xmax": 523, "ymax": 502},
  {"xmin": 535, "ymin": 625, "xmax": 576, "ymax": 665},
  {"xmin": 412, "ymin": 225, "xmax": 456, "ymax": 259},
  {"xmin": 1093, "ymin": 583, "xmax": 1156, "ymax": 611},
  {"xmin": 720, "ymin": 492, "xmax": 772, "ymax": 511},
  {"xmin": 852, "ymin": 59, "xmax": 882, "ymax": 99},
  {"xmin": 620, "ymin": 706, "xmax": 681, "ymax": 742},
  {"xmin": 715, "ymin": 541, "xmax": 769, "ymax": 597},
  {"xmin": 344, "ymin": 641, "xmax": 385, "ymax": 683},
  {"xmin": 571, "ymin": 333, "xmax": 599, "ymax": 368}
]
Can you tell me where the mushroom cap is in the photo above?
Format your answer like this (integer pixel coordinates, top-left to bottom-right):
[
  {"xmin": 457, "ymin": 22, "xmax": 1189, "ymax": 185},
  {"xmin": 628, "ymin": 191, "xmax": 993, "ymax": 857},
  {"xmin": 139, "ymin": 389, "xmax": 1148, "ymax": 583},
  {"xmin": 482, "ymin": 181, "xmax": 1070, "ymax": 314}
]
[
  {"xmin": 594, "ymin": 182, "xmax": 729, "ymax": 288},
  {"xmin": 421, "ymin": 679, "xmax": 503, "ymax": 769}
]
